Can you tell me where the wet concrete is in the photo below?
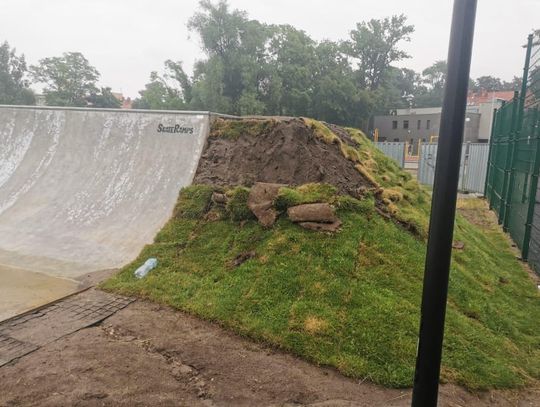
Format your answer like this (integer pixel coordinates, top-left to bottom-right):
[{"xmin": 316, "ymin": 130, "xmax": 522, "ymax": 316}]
[
  {"xmin": 0, "ymin": 106, "xmax": 211, "ymax": 320},
  {"xmin": 0, "ymin": 265, "xmax": 78, "ymax": 322}
]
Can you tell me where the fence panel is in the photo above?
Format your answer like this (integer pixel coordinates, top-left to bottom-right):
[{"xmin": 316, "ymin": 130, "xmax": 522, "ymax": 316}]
[
  {"xmin": 418, "ymin": 143, "xmax": 438, "ymax": 186},
  {"xmin": 374, "ymin": 142, "xmax": 405, "ymax": 168},
  {"xmin": 461, "ymin": 144, "xmax": 490, "ymax": 194},
  {"xmin": 485, "ymin": 34, "xmax": 540, "ymax": 265},
  {"xmin": 418, "ymin": 143, "xmax": 487, "ymax": 193}
]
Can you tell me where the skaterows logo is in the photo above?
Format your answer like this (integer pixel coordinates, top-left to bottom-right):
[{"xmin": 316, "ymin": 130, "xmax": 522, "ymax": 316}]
[{"xmin": 157, "ymin": 124, "xmax": 194, "ymax": 134}]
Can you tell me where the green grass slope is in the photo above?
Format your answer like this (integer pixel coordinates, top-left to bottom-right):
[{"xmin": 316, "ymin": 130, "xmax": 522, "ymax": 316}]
[{"xmin": 103, "ymin": 119, "xmax": 540, "ymax": 390}]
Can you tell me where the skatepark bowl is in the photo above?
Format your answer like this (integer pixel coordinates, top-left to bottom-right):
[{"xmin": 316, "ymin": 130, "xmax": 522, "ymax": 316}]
[{"xmin": 0, "ymin": 105, "xmax": 213, "ymax": 321}]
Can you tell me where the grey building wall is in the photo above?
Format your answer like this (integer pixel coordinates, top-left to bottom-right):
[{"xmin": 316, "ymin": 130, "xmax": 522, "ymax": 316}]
[
  {"xmin": 474, "ymin": 100, "xmax": 504, "ymax": 141},
  {"xmin": 373, "ymin": 112, "xmax": 482, "ymax": 153}
]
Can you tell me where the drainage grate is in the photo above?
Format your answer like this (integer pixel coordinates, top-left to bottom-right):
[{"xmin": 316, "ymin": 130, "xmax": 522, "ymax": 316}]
[{"xmin": 0, "ymin": 289, "xmax": 134, "ymax": 366}]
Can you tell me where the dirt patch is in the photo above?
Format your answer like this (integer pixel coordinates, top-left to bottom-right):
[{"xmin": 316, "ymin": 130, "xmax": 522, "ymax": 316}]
[
  {"xmin": 194, "ymin": 118, "xmax": 370, "ymax": 196},
  {"xmin": 0, "ymin": 299, "xmax": 537, "ymax": 406}
]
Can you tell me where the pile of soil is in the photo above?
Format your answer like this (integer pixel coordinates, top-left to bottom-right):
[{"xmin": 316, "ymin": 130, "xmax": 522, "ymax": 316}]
[{"xmin": 193, "ymin": 118, "xmax": 369, "ymax": 196}]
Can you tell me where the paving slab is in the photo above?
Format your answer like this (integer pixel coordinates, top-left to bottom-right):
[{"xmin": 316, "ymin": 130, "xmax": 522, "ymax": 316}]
[{"xmin": 0, "ymin": 289, "xmax": 133, "ymax": 366}]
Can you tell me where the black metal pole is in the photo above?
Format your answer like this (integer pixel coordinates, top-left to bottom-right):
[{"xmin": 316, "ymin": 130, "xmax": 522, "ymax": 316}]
[{"xmin": 411, "ymin": 1, "xmax": 477, "ymax": 406}]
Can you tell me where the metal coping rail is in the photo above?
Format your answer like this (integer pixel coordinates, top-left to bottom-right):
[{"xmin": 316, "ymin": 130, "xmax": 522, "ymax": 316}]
[{"xmin": 0, "ymin": 104, "xmax": 240, "ymax": 119}]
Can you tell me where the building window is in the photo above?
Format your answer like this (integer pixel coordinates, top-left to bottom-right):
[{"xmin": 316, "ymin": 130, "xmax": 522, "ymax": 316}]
[
  {"xmin": 417, "ymin": 120, "xmax": 421, "ymax": 130},
  {"xmin": 403, "ymin": 120, "xmax": 409, "ymax": 129},
  {"xmin": 426, "ymin": 120, "xmax": 431, "ymax": 130},
  {"xmin": 392, "ymin": 120, "xmax": 398, "ymax": 129},
  {"xmin": 394, "ymin": 138, "xmax": 400, "ymax": 142}
]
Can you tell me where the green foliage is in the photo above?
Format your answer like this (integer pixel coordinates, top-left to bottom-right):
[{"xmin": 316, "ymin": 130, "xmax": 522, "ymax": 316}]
[
  {"xmin": 30, "ymin": 52, "xmax": 100, "ymax": 107},
  {"xmin": 132, "ymin": 61, "xmax": 191, "ymax": 110},
  {"xmin": 344, "ymin": 14, "xmax": 414, "ymax": 90},
  {"xmin": 103, "ymin": 197, "xmax": 540, "ymax": 389},
  {"xmin": 0, "ymin": 41, "xmax": 35, "ymax": 105},
  {"xmin": 210, "ymin": 118, "xmax": 275, "ymax": 139},
  {"xmin": 334, "ymin": 194, "xmax": 374, "ymax": 214},
  {"xmin": 303, "ymin": 117, "xmax": 340, "ymax": 144},
  {"xmin": 173, "ymin": 185, "xmax": 214, "ymax": 219},
  {"xmin": 87, "ymin": 87, "xmax": 121, "ymax": 108},
  {"xmin": 225, "ymin": 186, "xmax": 254, "ymax": 221},
  {"xmin": 274, "ymin": 184, "xmax": 338, "ymax": 210}
]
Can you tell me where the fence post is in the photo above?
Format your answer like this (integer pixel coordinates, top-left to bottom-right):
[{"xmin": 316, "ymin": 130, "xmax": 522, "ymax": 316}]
[
  {"xmin": 489, "ymin": 103, "xmax": 504, "ymax": 209},
  {"xmin": 502, "ymin": 93, "xmax": 522, "ymax": 230},
  {"xmin": 411, "ymin": 1, "xmax": 477, "ymax": 404},
  {"xmin": 500, "ymin": 92, "xmax": 520, "ymax": 229},
  {"xmin": 521, "ymin": 107, "xmax": 540, "ymax": 260},
  {"xmin": 502, "ymin": 35, "xmax": 534, "ymax": 232},
  {"xmin": 519, "ymin": 35, "xmax": 534, "ymax": 116},
  {"xmin": 484, "ymin": 108, "xmax": 497, "ymax": 200}
]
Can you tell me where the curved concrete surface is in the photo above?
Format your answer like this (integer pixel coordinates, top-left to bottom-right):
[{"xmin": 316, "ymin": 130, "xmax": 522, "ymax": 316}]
[{"xmin": 0, "ymin": 106, "xmax": 210, "ymax": 319}]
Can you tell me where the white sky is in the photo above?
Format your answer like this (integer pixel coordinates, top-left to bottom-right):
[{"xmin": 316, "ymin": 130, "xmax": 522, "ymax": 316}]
[{"xmin": 1, "ymin": 0, "xmax": 538, "ymax": 98}]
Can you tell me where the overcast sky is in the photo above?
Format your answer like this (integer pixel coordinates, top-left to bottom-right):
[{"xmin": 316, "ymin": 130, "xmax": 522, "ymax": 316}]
[{"xmin": 2, "ymin": 0, "xmax": 538, "ymax": 98}]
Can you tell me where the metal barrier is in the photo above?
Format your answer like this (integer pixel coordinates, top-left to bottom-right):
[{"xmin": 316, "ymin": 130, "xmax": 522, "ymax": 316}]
[
  {"xmin": 461, "ymin": 143, "xmax": 490, "ymax": 193},
  {"xmin": 374, "ymin": 142, "xmax": 406, "ymax": 168},
  {"xmin": 418, "ymin": 143, "xmax": 488, "ymax": 193},
  {"xmin": 485, "ymin": 34, "xmax": 540, "ymax": 265}
]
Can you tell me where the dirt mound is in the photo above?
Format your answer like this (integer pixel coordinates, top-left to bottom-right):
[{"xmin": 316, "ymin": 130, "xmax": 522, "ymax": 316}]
[{"xmin": 193, "ymin": 118, "xmax": 369, "ymax": 196}]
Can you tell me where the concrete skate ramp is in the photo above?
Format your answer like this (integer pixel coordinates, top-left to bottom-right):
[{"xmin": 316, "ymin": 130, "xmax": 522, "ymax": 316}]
[{"xmin": 0, "ymin": 106, "xmax": 210, "ymax": 280}]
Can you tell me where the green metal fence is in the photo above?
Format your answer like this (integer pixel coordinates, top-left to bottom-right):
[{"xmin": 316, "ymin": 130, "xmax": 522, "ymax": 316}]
[{"xmin": 485, "ymin": 34, "xmax": 540, "ymax": 261}]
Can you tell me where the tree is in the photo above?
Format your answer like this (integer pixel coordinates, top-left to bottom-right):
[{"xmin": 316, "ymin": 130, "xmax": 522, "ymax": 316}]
[
  {"xmin": 475, "ymin": 75, "xmax": 503, "ymax": 92},
  {"xmin": 268, "ymin": 25, "xmax": 317, "ymax": 116},
  {"xmin": 346, "ymin": 15, "xmax": 414, "ymax": 90},
  {"xmin": 0, "ymin": 41, "xmax": 35, "ymax": 105},
  {"xmin": 132, "ymin": 71, "xmax": 186, "ymax": 110},
  {"xmin": 133, "ymin": 60, "xmax": 192, "ymax": 110},
  {"xmin": 413, "ymin": 60, "xmax": 447, "ymax": 107},
  {"xmin": 87, "ymin": 87, "xmax": 121, "ymax": 108},
  {"xmin": 30, "ymin": 52, "xmax": 99, "ymax": 106},
  {"xmin": 501, "ymin": 76, "xmax": 522, "ymax": 91},
  {"xmin": 188, "ymin": 0, "xmax": 270, "ymax": 114}
]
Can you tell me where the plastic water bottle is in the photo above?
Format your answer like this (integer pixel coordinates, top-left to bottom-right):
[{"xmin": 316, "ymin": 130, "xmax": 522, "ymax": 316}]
[{"xmin": 134, "ymin": 258, "xmax": 158, "ymax": 279}]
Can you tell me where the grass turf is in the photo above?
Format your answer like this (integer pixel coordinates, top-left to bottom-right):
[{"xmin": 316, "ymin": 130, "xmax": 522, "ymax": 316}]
[
  {"xmin": 103, "ymin": 188, "xmax": 539, "ymax": 390},
  {"xmin": 103, "ymin": 118, "xmax": 539, "ymax": 390}
]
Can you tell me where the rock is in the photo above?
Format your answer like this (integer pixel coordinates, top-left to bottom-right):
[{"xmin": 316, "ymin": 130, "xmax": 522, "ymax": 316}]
[
  {"xmin": 298, "ymin": 220, "xmax": 342, "ymax": 232},
  {"xmin": 452, "ymin": 241, "xmax": 465, "ymax": 250},
  {"xmin": 287, "ymin": 203, "xmax": 337, "ymax": 223},
  {"xmin": 212, "ymin": 192, "xmax": 227, "ymax": 204},
  {"xmin": 247, "ymin": 182, "xmax": 285, "ymax": 227}
]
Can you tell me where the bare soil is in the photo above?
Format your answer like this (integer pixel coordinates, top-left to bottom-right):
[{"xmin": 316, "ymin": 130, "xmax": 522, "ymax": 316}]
[
  {"xmin": 1, "ymin": 298, "xmax": 538, "ymax": 407},
  {"xmin": 194, "ymin": 118, "xmax": 369, "ymax": 195}
]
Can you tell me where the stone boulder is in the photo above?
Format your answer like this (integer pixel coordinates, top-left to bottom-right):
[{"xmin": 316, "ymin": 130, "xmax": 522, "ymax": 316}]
[
  {"xmin": 298, "ymin": 220, "xmax": 342, "ymax": 232},
  {"xmin": 287, "ymin": 203, "xmax": 337, "ymax": 224},
  {"xmin": 247, "ymin": 182, "xmax": 285, "ymax": 227}
]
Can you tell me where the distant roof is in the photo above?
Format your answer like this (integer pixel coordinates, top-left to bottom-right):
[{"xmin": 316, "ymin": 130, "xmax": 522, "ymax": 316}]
[
  {"xmin": 112, "ymin": 92, "xmax": 133, "ymax": 109},
  {"xmin": 467, "ymin": 91, "xmax": 514, "ymax": 105}
]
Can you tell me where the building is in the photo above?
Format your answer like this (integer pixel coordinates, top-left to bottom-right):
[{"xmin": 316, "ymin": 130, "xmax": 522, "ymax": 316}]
[
  {"xmin": 466, "ymin": 90, "xmax": 515, "ymax": 142},
  {"xmin": 373, "ymin": 107, "xmax": 480, "ymax": 153},
  {"xmin": 373, "ymin": 91, "xmax": 515, "ymax": 152},
  {"xmin": 112, "ymin": 92, "xmax": 133, "ymax": 109}
]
